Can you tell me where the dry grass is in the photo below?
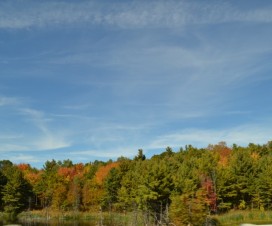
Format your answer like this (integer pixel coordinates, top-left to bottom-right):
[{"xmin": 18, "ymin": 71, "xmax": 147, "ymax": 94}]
[{"xmin": 215, "ymin": 210, "xmax": 272, "ymax": 226}]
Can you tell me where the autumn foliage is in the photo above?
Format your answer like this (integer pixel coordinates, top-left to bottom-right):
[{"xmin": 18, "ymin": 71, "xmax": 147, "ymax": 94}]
[
  {"xmin": 95, "ymin": 162, "xmax": 119, "ymax": 185},
  {"xmin": 1, "ymin": 141, "xmax": 272, "ymax": 225}
]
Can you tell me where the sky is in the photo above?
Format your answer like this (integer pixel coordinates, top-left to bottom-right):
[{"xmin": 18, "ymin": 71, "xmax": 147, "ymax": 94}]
[{"xmin": 0, "ymin": 0, "xmax": 272, "ymax": 168}]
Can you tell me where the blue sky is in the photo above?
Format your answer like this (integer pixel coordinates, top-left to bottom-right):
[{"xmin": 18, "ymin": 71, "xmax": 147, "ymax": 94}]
[{"xmin": 1, "ymin": 0, "xmax": 272, "ymax": 168}]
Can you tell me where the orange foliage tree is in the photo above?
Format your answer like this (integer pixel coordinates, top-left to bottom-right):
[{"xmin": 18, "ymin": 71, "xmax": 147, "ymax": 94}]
[{"xmin": 95, "ymin": 162, "xmax": 119, "ymax": 185}]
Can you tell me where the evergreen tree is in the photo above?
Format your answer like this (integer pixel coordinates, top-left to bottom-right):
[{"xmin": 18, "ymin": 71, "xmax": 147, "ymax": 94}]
[
  {"xmin": 126, "ymin": 159, "xmax": 174, "ymax": 223},
  {"xmin": 34, "ymin": 159, "xmax": 59, "ymax": 208},
  {"xmin": 1, "ymin": 165, "xmax": 33, "ymax": 218},
  {"xmin": 134, "ymin": 149, "xmax": 146, "ymax": 161},
  {"xmin": 103, "ymin": 167, "xmax": 122, "ymax": 208},
  {"xmin": 258, "ymin": 156, "xmax": 272, "ymax": 209},
  {"xmin": 0, "ymin": 170, "xmax": 7, "ymax": 211}
]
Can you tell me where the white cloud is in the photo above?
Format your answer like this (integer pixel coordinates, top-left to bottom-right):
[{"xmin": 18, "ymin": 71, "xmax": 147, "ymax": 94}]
[
  {"xmin": 0, "ymin": 134, "xmax": 23, "ymax": 140},
  {"xmin": 148, "ymin": 123, "xmax": 272, "ymax": 149},
  {"xmin": 1, "ymin": 1, "xmax": 271, "ymax": 166},
  {"xmin": 0, "ymin": 144, "xmax": 29, "ymax": 152},
  {"xmin": 20, "ymin": 108, "xmax": 51, "ymax": 134},
  {"xmin": 0, "ymin": 87, "xmax": 75, "ymax": 153},
  {"xmin": 70, "ymin": 148, "xmax": 136, "ymax": 159},
  {"xmin": 0, "ymin": 96, "xmax": 20, "ymax": 106},
  {"xmin": 0, "ymin": 1, "xmax": 272, "ymax": 29},
  {"xmin": 32, "ymin": 136, "xmax": 70, "ymax": 151},
  {"xmin": 7, "ymin": 154, "xmax": 40, "ymax": 164},
  {"xmin": 20, "ymin": 108, "xmax": 71, "ymax": 150},
  {"xmin": 0, "ymin": 107, "xmax": 71, "ymax": 152},
  {"xmin": 0, "ymin": 134, "xmax": 70, "ymax": 152}
]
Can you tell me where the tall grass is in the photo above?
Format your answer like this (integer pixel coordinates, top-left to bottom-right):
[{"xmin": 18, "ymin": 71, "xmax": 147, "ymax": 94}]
[
  {"xmin": 215, "ymin": 210, "xmax": 272, "ymax": 226},
  {"xmin": 18, "ymin": 209, "xmax": 272, "ymax": 226},
  {"xmin": 18, "ymin": 210, "xmax": 148, "ymax": 226}
]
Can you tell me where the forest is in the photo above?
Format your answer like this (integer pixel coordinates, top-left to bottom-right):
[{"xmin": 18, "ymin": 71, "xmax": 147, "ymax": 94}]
[{"xmin": 1, "ymin": 141, "xmax": 272, "ymax": 225}]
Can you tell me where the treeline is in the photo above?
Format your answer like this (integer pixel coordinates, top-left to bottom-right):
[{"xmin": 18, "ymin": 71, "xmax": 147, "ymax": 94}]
[{"xmin": 1, "ymin": 141, "xmax": 272, "ymax": 225}]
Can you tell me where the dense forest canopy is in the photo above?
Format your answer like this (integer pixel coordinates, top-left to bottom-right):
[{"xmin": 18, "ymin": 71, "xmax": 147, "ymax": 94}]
[{"xmin": 1, "ymin": 141, "xmax": 272, "ymax": 225}]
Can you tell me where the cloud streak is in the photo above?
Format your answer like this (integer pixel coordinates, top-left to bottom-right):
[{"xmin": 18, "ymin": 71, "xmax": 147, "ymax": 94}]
[
  {"xmin": 19, "ymin": 108, "xmax": 71, "ymax": 151},
  {"xmin": 0, "ymin": 1, "xmax": 272, "ymax": 29},
  {"xmin": 5, "ymin": 154, "xmax": 41, "ymax": 164},
  {"xmin": 0, "ymin": 96, "xmax": 20, "ymax": 106},
  {"xmin": 70, "ymin": 148, "xmax": 136, "ymax": 159},
  {"xmin": 0, "ymin": 105, "xmax": 71, "ymax": 153},
  {"xmin": 148, "ymin": 122, "xmax": 272, "ymax": 150},
  {"xmin": 1, "ymin": 1, "xmax": 272, "ymax": 168}
]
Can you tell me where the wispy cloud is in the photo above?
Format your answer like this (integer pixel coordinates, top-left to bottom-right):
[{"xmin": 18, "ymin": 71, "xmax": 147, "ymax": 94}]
[
  {"xmin": 70, "ymin": 148, "xmax": 136, "ymax": 160},
  {"xmin": 0, "ymin": 1, "xmax": 272, "ymax": 29},
  {"xmin": 0, "ymin": 105, "xmax": 70, "ymax": 153},
  {"xmin": 32, "ymin": 136, "xmax": 70, "ymax": 151},
  {"xmin": 20, "ymin": 108, "xmax": 53, "ymax": 134},
  {"xmin": 7, "ymin": 154, "xmax": 41, "ymax": 164},
  {"xmin": 0, "ymin": 134, "xmax": 23, "ymax": 140},
  {"xmin": 148, "ymin": 122, "xmax": 272, "ymax": 150},
  {"xmin": 0, "ymin": 96, "xmax": 20, "ymax": 106},
  {"xmin": 1, "ymin": 1, "xmax": 271, "ymax": 168},
  {"xmin": 0, "ymin": 144, "xmax": 29, "ymax": 152},
  {"xmin": 19, "ymin": 108, "xmax": 71, "ymax": 150}
]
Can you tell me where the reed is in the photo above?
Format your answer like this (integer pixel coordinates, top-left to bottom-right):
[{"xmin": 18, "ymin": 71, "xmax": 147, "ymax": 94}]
[{"xmin": 215, "ymin": 210, "xmax": 272, "ymax": 226}]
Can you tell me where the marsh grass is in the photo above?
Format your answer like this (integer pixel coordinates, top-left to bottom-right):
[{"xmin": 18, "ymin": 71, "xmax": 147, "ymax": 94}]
[
  {"xmin": 18, "ymin": 210, "xmax": 146, "ymax": 226},
  {"xmin": 215, "ymin": 210, "xmax": 272, "ymax": 226},
  {"xmin": 16, "ymin": 209, "xmax": 272, "ymax": 226}
]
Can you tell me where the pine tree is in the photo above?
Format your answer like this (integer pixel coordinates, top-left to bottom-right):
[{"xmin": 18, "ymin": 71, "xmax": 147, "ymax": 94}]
[{"xmin": 1, "ymin": 165, "xmax": 33, "ymax": 219}]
